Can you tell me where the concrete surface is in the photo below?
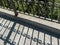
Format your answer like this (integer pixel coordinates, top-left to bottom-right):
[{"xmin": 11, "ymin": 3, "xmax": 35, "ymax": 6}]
[
  {"xmin": 0, "ymin": 17, "xmax": 60, "ymax": 45},
  {"xmin": 0, "ymin": 8, "xmax": 60, "ymax": 35},
  {"xmin": 0, "ymin": 8, "xmax": 60, "ymax": 45}
]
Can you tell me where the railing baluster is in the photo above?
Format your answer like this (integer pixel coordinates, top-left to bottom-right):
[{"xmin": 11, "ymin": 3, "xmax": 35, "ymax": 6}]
[{"xmin": 51, "ymin": 0, "xmax": 55, "ymax": 21}]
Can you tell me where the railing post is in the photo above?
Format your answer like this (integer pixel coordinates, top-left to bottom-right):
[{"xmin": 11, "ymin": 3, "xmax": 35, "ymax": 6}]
[
  {"xmin": 25, "ymin": 0, "xmax": 29, "ymax": 14},
  {"xmin": 21, "ymin": 0, "xmax": 25, "ymax": 13},
  {"xmin": 31, "ymin": 0, "xmax": 35, "ymax": 16},
  {"xmin": 10, "ymin": 0, "xmax": 18, "ymax": 17},
  {"xmin": 37, "ymin": 0, "xmax": 41, "ymax": 18},
  {"xmin": 0, "ymin": 0, "xmax": 2, "ymax": 6},
  {"xmin": 51, "ymin": 0, "xmax": 55, "ymax": 21},
  {"xmin": 26, "ymin": 0, "xmax": 32, "ymax": 15},
  {"xmin": 58, "ymin": 6, "xmax": 60, "ymax": 23},
  {"xmin": 44, "ymin": 0, "xmax": 49, "ymax": 19}
]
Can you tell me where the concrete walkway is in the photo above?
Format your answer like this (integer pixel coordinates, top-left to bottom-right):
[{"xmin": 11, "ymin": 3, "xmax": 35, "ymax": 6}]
[
  {"xmin": 0, "ymin": 8, "xmax": 60, "ymax": 35},
  {"xmin": 0, "ymin": 8, "xmax": 60, "ymax": 29},
  {"xmin": 0, "ymin": 16, "xmax": 60, "ymax": 45}
]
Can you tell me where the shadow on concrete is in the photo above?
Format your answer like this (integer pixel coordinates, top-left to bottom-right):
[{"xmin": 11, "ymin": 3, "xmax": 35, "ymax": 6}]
[{"xmin": 0, "ymin": 12, "xmax": 60, "ymax": 45}]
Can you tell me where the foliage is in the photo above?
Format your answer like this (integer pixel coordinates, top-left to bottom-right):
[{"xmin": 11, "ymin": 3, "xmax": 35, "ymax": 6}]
[{"xmin": 0, "ymin": 0, "xmax": 60, "ymax": 21}]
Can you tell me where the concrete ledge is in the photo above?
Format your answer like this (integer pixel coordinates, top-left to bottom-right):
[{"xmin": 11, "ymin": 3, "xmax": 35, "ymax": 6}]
[{"xmin": 0, "ymin": 8, "xmax": 60, "ymax": 36}]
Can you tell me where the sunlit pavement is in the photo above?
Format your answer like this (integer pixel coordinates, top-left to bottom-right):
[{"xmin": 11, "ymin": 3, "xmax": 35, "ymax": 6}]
[
  {"xmin": 0, "ymin": 15, "xmax": 60, "ymax": 45},
  {"xmin": 0, "ymin": 8, "xmax": 60, "ymax": 33},
  {"xmin": 0, "ymin": 8, "xmax": 60, "ymax": 45}
]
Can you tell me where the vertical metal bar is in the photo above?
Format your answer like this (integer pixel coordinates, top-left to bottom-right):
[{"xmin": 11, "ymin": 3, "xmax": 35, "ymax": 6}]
[
  {"xmin": 37, "ymin": 0, "xmax": 40, "ymax": 18},
  {"xmin": 24, "ymin": 0, "xmax": 28, "ymax": 13},
  {"xmin": 37, "ymin": 0, "xmax": 43, "ymax": 18},
  {"xmin": 46, "ymin": 0, "xmax": 49, "ymax": 19},
  {"xmin": 31, "ymin": 0, "xmax": 35, "ymax": 16},
  {"xmin": 44, "ymin": 0, "xmax": 47, "ymax": 19},
  {"xmin": 51, "ymin": 0, "xmax": 55, "ymax": 21},
  {"xmin": 21, "ymin": 0, "xmax": 24, "ymax": 13},
  {"xmin": 2, "ymin": 0, "xmax": 5, "ymax": 7},
  {"xmin": 26, "ymin": 0, "xmax": 31, "ymax": 15},
  {"xmin": 58, "ymin": 6, "xmax": 60, "ymax": 23},
  {"xmin": 17, "ymin": 0, "xmax": 20, "ymax": 11},
  {"xmin": 9, "ymin": 0, "xmax": 18, "ymax": 16},
  {"xmin": 0, "ymin": 0, "xmax": 2, "ymax": 6}
]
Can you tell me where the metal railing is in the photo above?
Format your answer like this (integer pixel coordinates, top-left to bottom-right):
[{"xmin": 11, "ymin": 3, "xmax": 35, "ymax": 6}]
[{"xmin": 0, "ymin": 0, "xmax": 60, "ymax": 23}]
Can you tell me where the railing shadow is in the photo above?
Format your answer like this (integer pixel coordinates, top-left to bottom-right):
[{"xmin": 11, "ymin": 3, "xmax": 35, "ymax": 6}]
[{"xmin": 0, "ymin": 12, "xmax": 60, "ymax": 45}]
